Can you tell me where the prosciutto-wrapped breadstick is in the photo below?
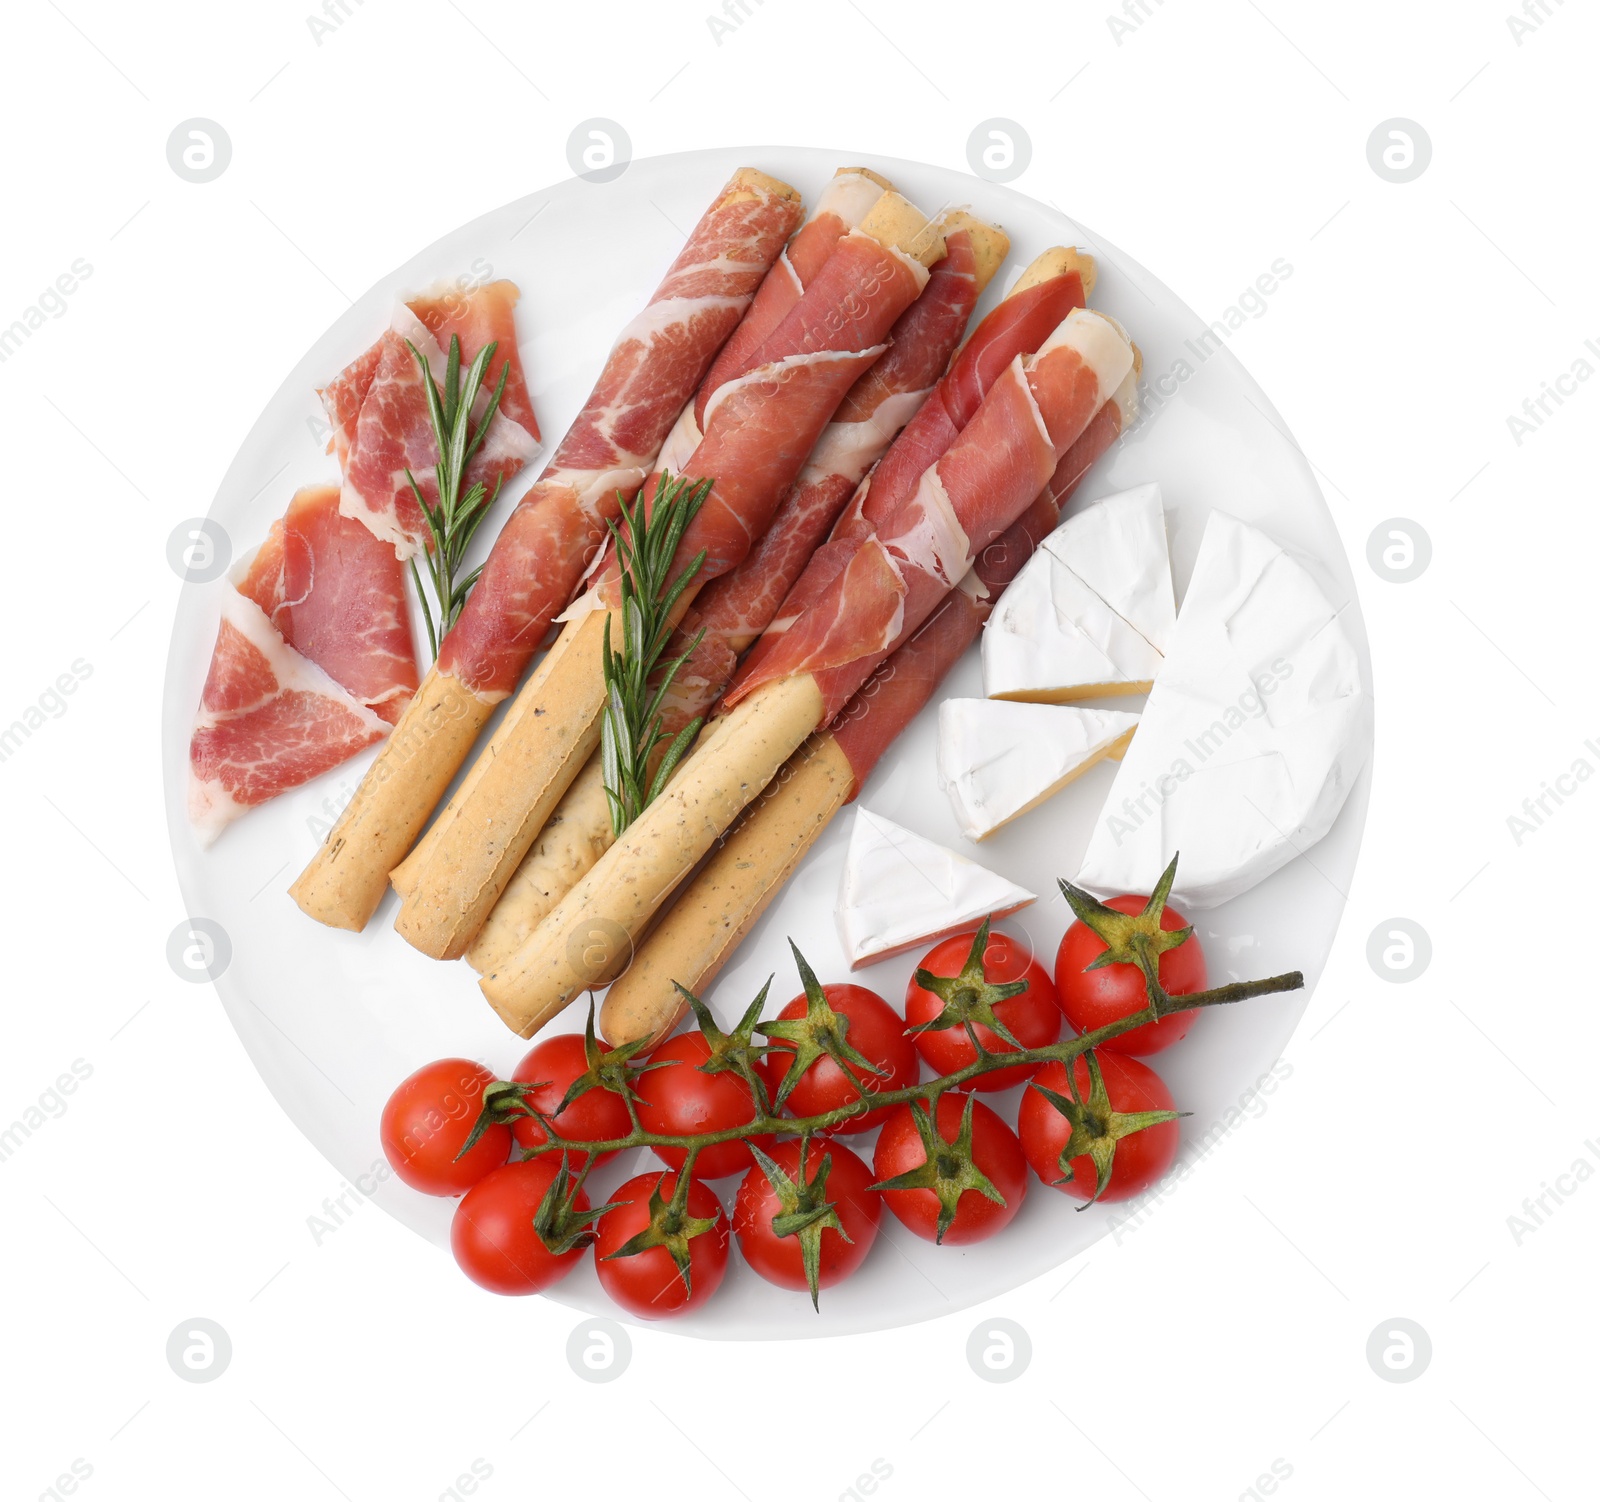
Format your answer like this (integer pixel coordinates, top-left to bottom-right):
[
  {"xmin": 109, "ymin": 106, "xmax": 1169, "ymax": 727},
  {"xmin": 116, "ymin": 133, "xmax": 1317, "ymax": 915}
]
[
  {"xmin": 596, "ymin": 364, "xmax": 1139, "ymax": 1043},
  {"xmin": 463, "ymin": 212, "xmax": 1009, "ymax": 977},
  {"xmin": 481, "ymin": 308, "xmax": 1135, "ymax": 1035},
  {"xmin": 391, "ymin": 192, "xmax": 946, "ymax": 961},
  {"xmin": 288, "ymin": 169, "xmax": 803, "ymax": 931}
]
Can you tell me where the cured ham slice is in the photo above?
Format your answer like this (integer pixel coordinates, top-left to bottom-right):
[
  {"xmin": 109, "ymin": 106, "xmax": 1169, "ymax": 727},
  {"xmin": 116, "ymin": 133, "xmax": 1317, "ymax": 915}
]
[
  {"xmin": 189, "ymin": 592, "xmax": 391, "ymax": 847},
  {"xmin": 234, "ymin": 485, "xmax": 418, "ymax": 724},
  {"xmin": 322, "ymin": 281, "xmax": 541, "ymax": 560},
  {"xmin": 189, "ymin": 485, "xmax": 419, "ymax": 845},
  {"xmin": 291, "ymin": 168, "xmax": 804, "ymax": 934},
  {"xmin": 654, "ymin": 167, "xmax": 889, "ymax": 480},
  {"xmin": 740, "ymin": 248, "xmax": 1092, "ymax": 679}
]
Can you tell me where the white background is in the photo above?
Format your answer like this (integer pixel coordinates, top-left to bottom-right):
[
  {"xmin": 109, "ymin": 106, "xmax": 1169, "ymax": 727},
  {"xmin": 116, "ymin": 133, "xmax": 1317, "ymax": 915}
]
[{"xmin": 1, "ymin": 1, "xmax": 1593, "ymax": 1498}]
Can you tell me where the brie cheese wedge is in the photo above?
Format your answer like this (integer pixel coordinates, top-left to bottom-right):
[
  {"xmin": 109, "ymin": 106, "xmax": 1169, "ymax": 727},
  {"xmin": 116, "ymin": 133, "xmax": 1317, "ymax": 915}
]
[
  {"xmin": 836, "ymin": 807, "xmax": 1036, "ymax": 968},
  {"xmin": 937, "ymin": 699, "xmax": 1140, "ymax": 841},
  {"xmin": 1076, "ymin": 510, "xmax": 1371, "ymax": 909},
  {"xmin": 983, "ymin": 482, "xmax": 1176, "ymax": 701}
]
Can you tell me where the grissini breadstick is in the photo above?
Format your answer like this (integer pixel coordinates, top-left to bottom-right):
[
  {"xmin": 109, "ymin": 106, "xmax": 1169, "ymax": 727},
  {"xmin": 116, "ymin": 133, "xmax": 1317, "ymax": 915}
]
[
  {"xmin": 394, "ymin": 171, "xmax": 896, "ymax": 906},
  {"xmin": 599, "ymin": 363, "xmax": 1141, "ymax": 1046},
  {"xmin": 289, "ymin": 168, "xmax": 803, "ymax": 931},
  {"xmin": 391, "ymin": 192, "xmax": 946, "ymax": 960},
  {"xmin": 481, "ymin": 308, "xmax": 1135, "ymax": 1035},
  {"xmin": 464, "ymin": 214, "xmax": 1010, "ymax": 973}
]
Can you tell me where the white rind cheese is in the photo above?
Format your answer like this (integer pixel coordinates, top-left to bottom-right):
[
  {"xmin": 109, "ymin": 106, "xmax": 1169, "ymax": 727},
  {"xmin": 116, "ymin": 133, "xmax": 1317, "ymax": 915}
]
[
  {"xmin": 937, "ymin": 699, "xmax": 1140, "ymax": 842},
  {"xmin": 836, "ymin": 808, "xmax": 1035, "ymax": 968},
  {"xmin": 983, "ymin": 482, "xmax": 1176, "ymax": 702},
  {"xmin": 1076, "ymin": 510, "xmax": 1371, "ymax": 909}
]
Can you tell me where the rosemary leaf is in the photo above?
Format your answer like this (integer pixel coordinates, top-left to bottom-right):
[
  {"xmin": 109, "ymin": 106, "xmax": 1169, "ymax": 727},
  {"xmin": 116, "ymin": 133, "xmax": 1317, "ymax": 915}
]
[{"xmin": 599, "ymin": 473, "xmax": 714, "ymax": 835}]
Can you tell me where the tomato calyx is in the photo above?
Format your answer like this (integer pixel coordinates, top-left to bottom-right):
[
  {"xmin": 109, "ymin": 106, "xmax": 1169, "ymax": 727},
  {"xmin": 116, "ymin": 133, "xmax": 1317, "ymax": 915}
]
[
  {"xmin": 602, "ymin": 1169, "xmax": 721, "ymax": 1295},
  {"xmin": 869, "ymin": 1095, "xmax": 1007, "ymax": 1244},
  {"xmin": 758, "ymin": 943, "xmax": 889, "ymax": 1111},
  {"xmin": 748, "ymin": 1136, "xmax": 851, "ymax": 1311},
  {"xmin": 1030, "ymin": 1050, "xmax": 1187, "ymax": 1208},
  {"xmin": 1057, "ymin": 855, "xmax": 1193, "ymax": 1004},
  {"xmin": 556, "ymin": 1003, "xmax": 662, "ymax": 1114},
  {"xmin": 909, "ymin": 919, "xmax": 1031, "ymax": 1051},
  {"xmin": 457, "ymin": 1076, "xmax": 546, "ymax": 1161},
  {"xmin": 533, "ymin": 1156, "xmax": 620, "ymax": 1256},
  {"xmin": 678, "ymin": 979, "xmax": 776, "ymax": 1113}
]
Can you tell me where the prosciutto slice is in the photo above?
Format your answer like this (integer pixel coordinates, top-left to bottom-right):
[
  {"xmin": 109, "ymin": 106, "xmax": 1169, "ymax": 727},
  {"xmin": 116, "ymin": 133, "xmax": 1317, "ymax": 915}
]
[
  {"xmin": 661, "ymin": 225, "xmax": 984, "ymax": 722},
  {"xmin": 725, "ymin": 309, "xmax": 1134, "ymax": 723},
  {"xmin": 654, "ymin": 167, "xmax": 886, "ymax": 479},
  {"xmin": 609, "ymin": 222, "xmax": 933, "ymax": 605},
  {"xmin": 189, "ymin": 486, "xmax": 419, "ymax": 844},
  {"xmin": 435, "ymin": 171, "xmax": 804, "ymax": 699},
  {"xmin": 322, "ymin": 280, "xmax": 541, "ymax": 560},
  {"xmin": 234, "ymin": 485, "xmax": 418, "ymax": 724},
  {"xmin": 740, "ymin": 255, "xmax": 1090, "ymax": 679},
  {"xmin": 827, "ymin": 359, "xmax": 1138, "ymax": 792}
]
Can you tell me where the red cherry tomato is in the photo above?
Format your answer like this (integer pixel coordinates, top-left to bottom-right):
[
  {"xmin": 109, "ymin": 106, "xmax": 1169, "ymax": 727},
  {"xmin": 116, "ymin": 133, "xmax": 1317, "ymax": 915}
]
[
  {"xmin": 734, "ymin": 1138, "xmax": 881, "ymax": 1295},
  {"xmin": 594, "ymin": 1172, "xmax": 730, "ymax": 1319},
  {"xmin": 635, "ymin": 1032, "xmax": 775, "ymax": 1179},
  {"xmin": 508, "ymin": 1032, "xmax": 632, "ymax": 1163},
  {"xmin": 904, "ymin": 929, "xmax": 1061, "ymax": 1091},
  {"xmin": 1054, "ymin": 894, "xmax": 1206, "ymax": 1054},
  {"xmin": 1018, "ymin": 1054, "xmax": 1180, "ymax": 1202},
  {"xmin": 450, "ymin": 1158, "xmax": 589, "ymax": 1295},
  {"xmin": 766, "ymin": 983, "xmax": 920, "ymax": 1132},
  {"xmin": 380, "ymin": 1058, "xmax": 509, "ymax": 1196},
  {"xmin": 871, "ymin": 1093, "xmax": 1028, "ymax": 1245}
]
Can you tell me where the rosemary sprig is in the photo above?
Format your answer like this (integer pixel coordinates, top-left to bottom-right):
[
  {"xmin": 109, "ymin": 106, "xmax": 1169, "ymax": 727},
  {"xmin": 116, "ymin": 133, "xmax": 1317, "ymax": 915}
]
[
  {"xmin": 599, "ymin": 472, "xmax": 715, "ymax": 835},
  {"xmin": 404, "ymin": 334, "xmax": 509, "ymax": 658}
]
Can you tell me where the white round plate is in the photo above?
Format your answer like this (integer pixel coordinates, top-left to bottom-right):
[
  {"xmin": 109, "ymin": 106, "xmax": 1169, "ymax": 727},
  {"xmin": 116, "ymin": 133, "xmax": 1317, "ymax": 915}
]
[{"xmin": 163, "ymin": 144, "xmax": 1373, "ymax": 1339}]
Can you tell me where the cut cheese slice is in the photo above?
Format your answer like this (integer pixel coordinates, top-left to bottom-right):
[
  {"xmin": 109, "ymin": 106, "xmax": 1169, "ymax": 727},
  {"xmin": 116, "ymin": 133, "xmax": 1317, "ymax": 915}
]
[
  {"xmin": 836, "ymin": 807, "xmax": 1035, "ymax": 969},
  {"xmin": 983, "ymin": 481, "xmax": 1175, "ymax": 702},
  {"xmin": 937, "ymin": 699, "xmax": 1140, "ymax": 841},
  {"xmin": 1076, "ymin": 510, "xmax": 1371, "ymax": 909}
]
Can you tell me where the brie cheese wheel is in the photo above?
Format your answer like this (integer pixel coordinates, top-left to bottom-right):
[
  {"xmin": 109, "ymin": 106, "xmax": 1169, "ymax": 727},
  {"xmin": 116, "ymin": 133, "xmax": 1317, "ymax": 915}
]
[
  {"xmin": 937, "ymin": 699, "xmax": 1140, "ymax": 842},
  {"xmin": 836, "ymin": 808, "xmax": 1036, "ymax": 968},
  {"xmin": 1076, "ymin": 510, "xmax": 1372, "ymax": 909},
  {"xmin": 983, "ymin": 482, "xmax": 1176, "ymax": 701}
]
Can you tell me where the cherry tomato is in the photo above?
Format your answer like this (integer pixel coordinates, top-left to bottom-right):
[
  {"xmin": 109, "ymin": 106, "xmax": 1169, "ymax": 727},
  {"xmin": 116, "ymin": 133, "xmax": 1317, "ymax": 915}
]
[
  {"xmin": 594, "ymin": 1171, "xmax": 730, "ymax": 1319},
  {"xmin": 508, "ymin": 1032, "xmax": 631, "ymax": 1164},
  {"xmin": 1018, "ymin": 1054, "xmax": 1180, "ymax": 1202},
  {"xmin": 871, "ymin": 1093, "xmax": 1028, "ymax": 1245},
  {"xmin": 1054, "ymin": 894, "xmax": 1206, "ymax": 1055},
  {"xmin": 450, "ymin": 1158, "xmax": 589, "ymax": 1295},
  {"xmin": 766, "ymin": 983, "xmax": 920, "ymax": 1132},
  {"xmin": 635, "ymin": 1032, "xmax": 775, "ymax": 1180},
  {"xmin": 904, "ymin": 929, "xmax": 1061, "ymax": 1091},
  {"xmin": 380, "ymin": 1058, "xmax": 509, "ymax": 1196},
  {"xmin": 734, "ymin": 1138, "xmax": 880, "ymax": 1296}
]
